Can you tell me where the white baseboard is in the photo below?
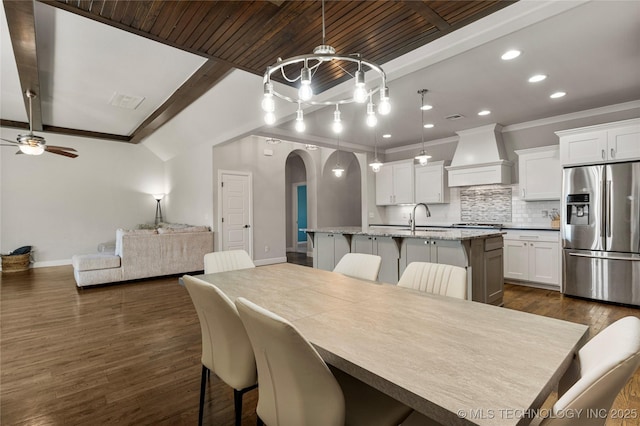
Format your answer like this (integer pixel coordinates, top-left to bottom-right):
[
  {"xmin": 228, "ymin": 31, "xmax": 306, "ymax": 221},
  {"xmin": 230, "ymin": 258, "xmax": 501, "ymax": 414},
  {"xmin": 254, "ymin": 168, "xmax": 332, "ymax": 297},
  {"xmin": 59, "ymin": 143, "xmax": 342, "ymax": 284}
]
[
  {"xmin": 33, "ymin": 259, "xmax": 72, "ymax": 268},
  {"xmin": 253, "ymin": 257, "xmax": 287, "ymax": 266},
  {"xmin": 0, "ymin": 259, "xmax": 71, "ymax": 272}
]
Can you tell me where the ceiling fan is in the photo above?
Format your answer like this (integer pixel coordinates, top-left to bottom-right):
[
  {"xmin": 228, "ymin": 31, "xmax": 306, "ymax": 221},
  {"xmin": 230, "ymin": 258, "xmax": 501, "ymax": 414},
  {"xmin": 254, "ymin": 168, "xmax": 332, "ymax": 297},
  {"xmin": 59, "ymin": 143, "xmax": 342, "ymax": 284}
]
[{"xmin": 1, "ymin": 91, "xmax": 78, "ymax": 158}]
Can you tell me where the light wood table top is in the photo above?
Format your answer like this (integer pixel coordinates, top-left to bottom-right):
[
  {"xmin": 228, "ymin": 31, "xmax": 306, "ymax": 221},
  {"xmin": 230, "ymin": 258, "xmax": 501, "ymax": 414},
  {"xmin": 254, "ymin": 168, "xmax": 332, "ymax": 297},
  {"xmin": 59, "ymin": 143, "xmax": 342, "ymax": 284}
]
[{"xmin": 194, "ymin": 263, "xmax": 588, "ymax": 426}]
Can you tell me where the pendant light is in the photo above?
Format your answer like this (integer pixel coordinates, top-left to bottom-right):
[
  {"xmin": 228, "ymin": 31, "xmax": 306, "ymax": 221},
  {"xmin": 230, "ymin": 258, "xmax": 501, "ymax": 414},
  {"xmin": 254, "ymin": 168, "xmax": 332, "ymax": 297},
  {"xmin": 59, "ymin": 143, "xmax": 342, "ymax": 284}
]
[
  {"xmin": 369, "ymin": 130, "xmax": 383, "ymax": 173},
  {"xmin": 332, "ymin": 134, "xmax": 344, "ymax": 178},
  {"xmin": 415, "ymin": 89, "xmax": 432, "ymax": 166}
]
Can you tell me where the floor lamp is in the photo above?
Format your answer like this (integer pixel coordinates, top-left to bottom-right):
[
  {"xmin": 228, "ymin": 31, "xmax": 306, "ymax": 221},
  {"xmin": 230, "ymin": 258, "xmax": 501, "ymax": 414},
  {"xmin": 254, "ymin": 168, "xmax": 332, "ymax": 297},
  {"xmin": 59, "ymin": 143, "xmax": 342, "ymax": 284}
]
[{"xmin": 153, "ymin": 194, "xmax": 164, "ymax": 225}]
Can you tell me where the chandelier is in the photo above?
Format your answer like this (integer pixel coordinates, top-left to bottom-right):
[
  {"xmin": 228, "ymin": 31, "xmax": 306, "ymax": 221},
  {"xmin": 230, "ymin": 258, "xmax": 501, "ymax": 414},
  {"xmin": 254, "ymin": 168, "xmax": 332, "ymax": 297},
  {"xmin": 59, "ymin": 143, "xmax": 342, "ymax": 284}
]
[{"xmin": 261, "ymin": 0, "xmax": 390, "ymax": 133}]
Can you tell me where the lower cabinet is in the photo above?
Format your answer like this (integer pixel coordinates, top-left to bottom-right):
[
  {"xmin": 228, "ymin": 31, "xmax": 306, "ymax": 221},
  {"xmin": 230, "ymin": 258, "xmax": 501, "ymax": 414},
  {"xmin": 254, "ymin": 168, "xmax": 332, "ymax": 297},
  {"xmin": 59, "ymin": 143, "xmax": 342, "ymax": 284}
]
[
  {"xmin": 351, "ymin": 235, "xmax": 399, "ymax": 284},
  {"xmin": 400, "ymin": 238, "xmax": 467, "ymax": 278},
  {"xmin": 504, "ymin": 231, "xmax": 560, "ymax": 288},
  {"xmin": 315, "ymin": 233, "xmax": 350, "ymax": 271}
]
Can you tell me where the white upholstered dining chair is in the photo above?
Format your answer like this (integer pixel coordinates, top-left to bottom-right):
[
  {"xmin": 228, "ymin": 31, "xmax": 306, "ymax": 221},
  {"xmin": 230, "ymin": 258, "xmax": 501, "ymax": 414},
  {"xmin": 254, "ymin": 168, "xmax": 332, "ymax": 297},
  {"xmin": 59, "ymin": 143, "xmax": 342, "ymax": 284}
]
[
  {"xmin": 333, "ymin": 253, "xmax": 382, "ymax": 281},
  {"xmin": 537, "ymin": 315, "xmax": 640, "ymax": 426},
  {"xmin": 204, "ymin": 249, "xmax": 255, "ymax": 274},
  {"xmin": 235, "ymin": 297, "xmax": 412, "ymax": 426},
  {"xmin": 397, "ymin": 262, "xmax": 467, "ymax": 300},
  {"xmin": 183, "ymin": 275, "xmax": 257, "ymax": 426}
]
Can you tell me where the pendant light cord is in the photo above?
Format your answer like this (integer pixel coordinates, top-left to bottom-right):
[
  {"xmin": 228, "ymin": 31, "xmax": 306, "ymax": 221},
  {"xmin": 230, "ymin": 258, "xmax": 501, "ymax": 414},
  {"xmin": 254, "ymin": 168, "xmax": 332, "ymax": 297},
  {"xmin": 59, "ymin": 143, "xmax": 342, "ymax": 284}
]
[{"xmin": 321, "ymin": 0, "xmax": 326, "ymax": 45}]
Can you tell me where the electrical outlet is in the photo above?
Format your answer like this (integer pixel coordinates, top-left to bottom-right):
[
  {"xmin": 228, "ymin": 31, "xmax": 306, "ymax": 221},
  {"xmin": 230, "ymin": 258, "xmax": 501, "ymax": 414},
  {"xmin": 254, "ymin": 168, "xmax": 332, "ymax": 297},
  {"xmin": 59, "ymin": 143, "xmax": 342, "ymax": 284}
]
[
  {"xmin": 264, "ymin": 245, "xmax": 269, "ymax": 252},
  {"xmin": 369, "ymin": 212, "xmax": 374, "ymax": 218}
]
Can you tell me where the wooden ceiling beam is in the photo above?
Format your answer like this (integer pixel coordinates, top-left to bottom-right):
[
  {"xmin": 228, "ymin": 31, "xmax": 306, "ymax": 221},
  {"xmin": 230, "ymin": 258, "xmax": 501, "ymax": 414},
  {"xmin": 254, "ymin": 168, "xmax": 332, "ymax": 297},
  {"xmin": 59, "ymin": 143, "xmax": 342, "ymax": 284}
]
[
  {"xmin": 3, "ymin": 0, "xmax": 43, "ymax": 131},
  {"xmin": 128, "ymin": 59, "xmax": 234, "ymax": 144},
  {"xmin": 0, "ymin": 119, "xmax": 131, "ymax": 142},
  {"xmin": 400, "ymin": 0, "xmax": 450, "ymax": 31}
]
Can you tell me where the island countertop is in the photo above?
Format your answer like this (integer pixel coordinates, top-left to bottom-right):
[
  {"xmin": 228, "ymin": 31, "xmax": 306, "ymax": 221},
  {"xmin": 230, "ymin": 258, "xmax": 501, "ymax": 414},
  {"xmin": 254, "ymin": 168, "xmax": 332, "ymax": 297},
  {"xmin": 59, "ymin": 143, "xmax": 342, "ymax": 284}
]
[{"xmin": 302, "ymin": 226, "xmax": 504, "ymax": 241}]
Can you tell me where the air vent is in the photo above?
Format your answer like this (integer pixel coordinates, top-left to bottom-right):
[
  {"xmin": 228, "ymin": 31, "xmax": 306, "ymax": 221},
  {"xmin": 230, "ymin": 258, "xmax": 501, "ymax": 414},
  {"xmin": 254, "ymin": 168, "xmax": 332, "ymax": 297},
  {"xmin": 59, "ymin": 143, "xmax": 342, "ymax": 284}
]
[
  {"xmin": 265, "ymin": 138, "xmax": 281, "ymax": 145},
  {"xmin": 445, "ymin": 113, "xmax": 465, "ymax": 121},
  {"xmin": 109, "ymin": 92, "xmax": 145, "ymax": 110}
]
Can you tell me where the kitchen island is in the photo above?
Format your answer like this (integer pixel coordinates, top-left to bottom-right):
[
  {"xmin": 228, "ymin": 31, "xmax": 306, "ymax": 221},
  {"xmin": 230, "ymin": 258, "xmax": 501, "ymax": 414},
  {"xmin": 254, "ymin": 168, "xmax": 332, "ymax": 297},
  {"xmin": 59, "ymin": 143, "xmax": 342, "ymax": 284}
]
[{"xmin": 304, "ymin": 226, "xmax": 505, "ymax": 305}]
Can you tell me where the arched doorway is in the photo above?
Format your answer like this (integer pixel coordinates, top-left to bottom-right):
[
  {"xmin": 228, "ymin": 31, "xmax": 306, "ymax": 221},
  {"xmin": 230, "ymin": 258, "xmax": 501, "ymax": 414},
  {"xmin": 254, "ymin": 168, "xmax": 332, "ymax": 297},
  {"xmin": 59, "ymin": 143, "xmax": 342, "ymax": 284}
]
[{"xmin": 285, "ymin": 152, "xmax": 308, "ymax": 253}]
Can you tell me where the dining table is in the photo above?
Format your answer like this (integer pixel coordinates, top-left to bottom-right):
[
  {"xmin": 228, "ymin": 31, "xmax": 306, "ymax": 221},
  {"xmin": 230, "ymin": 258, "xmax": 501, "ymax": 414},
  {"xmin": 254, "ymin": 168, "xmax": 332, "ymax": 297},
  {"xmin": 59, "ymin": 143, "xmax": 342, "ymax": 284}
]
[{"xmin": 191, "ymin": 263, "xmax": 589, "ymax": 426}]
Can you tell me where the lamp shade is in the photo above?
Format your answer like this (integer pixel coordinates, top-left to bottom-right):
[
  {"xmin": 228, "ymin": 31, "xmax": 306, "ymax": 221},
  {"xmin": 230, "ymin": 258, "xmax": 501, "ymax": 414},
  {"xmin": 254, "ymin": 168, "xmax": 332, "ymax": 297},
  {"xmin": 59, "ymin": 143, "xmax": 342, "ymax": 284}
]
[{"xmin": 152, "ymin": 194, "xmax": 165, "ymax": 201}]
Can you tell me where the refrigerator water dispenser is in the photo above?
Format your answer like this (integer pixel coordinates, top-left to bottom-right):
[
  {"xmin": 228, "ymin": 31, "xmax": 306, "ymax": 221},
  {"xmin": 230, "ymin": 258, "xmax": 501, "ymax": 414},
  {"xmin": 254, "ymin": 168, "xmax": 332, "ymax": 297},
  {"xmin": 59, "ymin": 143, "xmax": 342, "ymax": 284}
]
[{"xmin": 566, "ymin": 194, "xmax": 590, "ymax": 225}]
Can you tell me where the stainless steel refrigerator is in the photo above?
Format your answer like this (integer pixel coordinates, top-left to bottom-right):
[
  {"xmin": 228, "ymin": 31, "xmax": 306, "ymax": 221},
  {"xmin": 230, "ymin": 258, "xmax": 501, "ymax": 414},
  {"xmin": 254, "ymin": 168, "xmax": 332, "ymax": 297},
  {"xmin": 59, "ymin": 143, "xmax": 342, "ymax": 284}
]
[{"xmin": 562, "ymin": 161, "xmax": 640, "ymax": 306}]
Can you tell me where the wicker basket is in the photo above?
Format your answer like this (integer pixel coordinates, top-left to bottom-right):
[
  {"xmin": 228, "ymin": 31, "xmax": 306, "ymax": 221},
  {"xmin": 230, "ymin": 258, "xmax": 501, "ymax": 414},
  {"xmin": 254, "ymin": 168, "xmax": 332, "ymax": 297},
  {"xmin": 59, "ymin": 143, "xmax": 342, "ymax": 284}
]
[{"xmin": 1, "ymin": 253, "xmax": 31, "ymax": 272}]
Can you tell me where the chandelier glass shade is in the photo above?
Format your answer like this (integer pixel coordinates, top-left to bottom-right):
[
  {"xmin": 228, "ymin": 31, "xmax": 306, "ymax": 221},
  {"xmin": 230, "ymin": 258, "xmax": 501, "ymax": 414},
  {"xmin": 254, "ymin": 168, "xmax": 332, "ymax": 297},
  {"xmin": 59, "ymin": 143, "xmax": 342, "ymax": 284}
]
[{"xmin": 261, "ymin": 0, "xmax": 390, "ymax": 134}]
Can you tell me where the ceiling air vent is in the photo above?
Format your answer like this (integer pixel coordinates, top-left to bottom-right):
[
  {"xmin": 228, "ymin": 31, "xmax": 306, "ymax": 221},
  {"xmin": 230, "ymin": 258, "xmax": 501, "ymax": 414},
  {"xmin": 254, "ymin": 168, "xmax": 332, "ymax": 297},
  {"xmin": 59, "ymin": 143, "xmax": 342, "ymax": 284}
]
[
  {"xmin": 445, "ymin": 113, "xmax": 465, "ymax": 121},
  {"xmin": 109, "ymin": 92, "xmax": 145, "ymax": 110}
]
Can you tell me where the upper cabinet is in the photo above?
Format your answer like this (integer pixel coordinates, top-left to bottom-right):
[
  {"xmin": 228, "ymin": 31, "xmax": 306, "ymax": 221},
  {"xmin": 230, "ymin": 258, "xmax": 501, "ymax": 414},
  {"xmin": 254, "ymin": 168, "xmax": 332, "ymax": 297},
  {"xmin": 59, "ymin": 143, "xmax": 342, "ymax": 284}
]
[
  {"xmin": 414, "ymin": 161, "xmax": 449, "ymax": 204},
  {"xmin": 376, "ymin": 160, "xmax": 414, "ymax": 205},
  {"xmin": 514, "ymin": 146, "xmax": 561, "ymax": 201},
  {"xmin": 556, "ymin": 118, "xmax": 640, "ymax": 166}
]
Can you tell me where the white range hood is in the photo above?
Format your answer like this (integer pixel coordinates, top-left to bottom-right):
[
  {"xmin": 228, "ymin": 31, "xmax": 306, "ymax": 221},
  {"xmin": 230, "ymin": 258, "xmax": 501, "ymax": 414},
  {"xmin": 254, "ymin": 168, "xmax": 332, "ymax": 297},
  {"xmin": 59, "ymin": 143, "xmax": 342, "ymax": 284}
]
[{"xmin": 445, "ymin": 123, "xmax": 512, "ymax": 187}]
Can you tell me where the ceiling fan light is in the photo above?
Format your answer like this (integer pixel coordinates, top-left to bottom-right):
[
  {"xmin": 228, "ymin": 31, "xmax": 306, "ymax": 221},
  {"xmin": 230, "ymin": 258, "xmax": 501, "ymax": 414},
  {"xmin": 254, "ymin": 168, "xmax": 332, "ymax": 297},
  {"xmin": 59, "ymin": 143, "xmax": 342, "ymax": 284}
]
[
  {"xmin": 332, "ymin": 164, "xmax": 345, "ymax": 177},
  {"xmin": 19, "ymin": 144, "xmax": 45, "ymax": 155}
]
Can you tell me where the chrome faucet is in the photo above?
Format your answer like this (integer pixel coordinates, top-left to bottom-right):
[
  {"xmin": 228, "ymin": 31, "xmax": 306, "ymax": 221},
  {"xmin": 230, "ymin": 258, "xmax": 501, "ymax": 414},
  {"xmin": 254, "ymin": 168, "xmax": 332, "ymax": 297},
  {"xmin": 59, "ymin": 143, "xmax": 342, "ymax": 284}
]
[{"xmin": 410, "ymin": 203, "xmax": 431, "ymax": 232}]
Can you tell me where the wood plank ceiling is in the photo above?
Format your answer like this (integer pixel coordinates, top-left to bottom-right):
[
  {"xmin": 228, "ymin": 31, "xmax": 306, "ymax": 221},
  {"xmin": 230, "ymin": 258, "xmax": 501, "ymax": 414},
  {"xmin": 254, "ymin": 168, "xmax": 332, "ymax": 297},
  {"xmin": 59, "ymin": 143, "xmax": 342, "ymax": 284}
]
[{"xmin": 5, "ymin": 0, "xmax": 514, "ymax": 143}]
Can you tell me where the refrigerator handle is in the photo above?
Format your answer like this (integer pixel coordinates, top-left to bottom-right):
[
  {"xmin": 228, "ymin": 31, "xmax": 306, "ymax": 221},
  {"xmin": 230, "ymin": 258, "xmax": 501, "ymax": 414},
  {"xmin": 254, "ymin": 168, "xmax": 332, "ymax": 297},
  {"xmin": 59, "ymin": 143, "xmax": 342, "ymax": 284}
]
[
  {"xmin": 607, "ymin": 180, "xmax": 612, "ymax": 238},
  {"xmin": 601, "ymin": 179, "xmax": 606, "ymax": 238}
]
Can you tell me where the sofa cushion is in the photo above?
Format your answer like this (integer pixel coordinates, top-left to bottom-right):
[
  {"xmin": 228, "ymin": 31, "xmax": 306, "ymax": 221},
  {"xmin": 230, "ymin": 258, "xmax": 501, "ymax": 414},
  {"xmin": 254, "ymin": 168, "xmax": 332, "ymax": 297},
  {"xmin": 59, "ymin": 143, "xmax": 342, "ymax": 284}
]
[{"xmin": 72, "ymin": 253, "xmax": 121, "ymax": 271}]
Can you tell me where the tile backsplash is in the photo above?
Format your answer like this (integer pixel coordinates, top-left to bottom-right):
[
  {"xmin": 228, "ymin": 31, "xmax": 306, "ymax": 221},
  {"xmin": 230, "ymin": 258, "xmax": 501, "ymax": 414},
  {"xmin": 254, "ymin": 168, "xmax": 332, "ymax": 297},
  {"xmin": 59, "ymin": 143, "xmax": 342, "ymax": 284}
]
[
  {"xmin": 381, "ymin": 184, "xmax": 560, "ymax": 226},
  {"xmin": 460, "ymin": 186, "xmax": 511, "ymax": 223}
]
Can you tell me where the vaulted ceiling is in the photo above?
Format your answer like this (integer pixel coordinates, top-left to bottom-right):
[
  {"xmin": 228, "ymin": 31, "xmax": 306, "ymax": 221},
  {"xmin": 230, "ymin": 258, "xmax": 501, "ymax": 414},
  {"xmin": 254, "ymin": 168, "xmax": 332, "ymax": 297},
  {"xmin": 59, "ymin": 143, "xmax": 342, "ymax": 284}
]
[
  {"xmin": 2, "ymin": 0, "xmax": 512, "ymax": 143},
  {"xmin": 2, "ymin": 0, "xmax": 639, "ymax": 160}
]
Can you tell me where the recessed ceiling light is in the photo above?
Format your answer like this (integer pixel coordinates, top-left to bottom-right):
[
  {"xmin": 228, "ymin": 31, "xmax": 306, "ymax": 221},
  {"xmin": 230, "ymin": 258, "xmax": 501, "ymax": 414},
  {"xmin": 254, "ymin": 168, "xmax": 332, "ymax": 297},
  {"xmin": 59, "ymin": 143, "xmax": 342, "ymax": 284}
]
[
  {"xmin": 501, "ymin": 50, "xmax": 521, "ymax": 60},
  {"xmin": 382, "ymin": 134, "xmax": 391, "ymax": 138},
  {"xmin": 528, "ymin": 74, "xmax": 547, "ymax": 83},
  {"xmin": 423, "ymin": 123, "xmax": 434, "ymax": 128},
  {"xmin": 420, "ymin": 104, "xmax": 433, "ymax": 111},
  {"xmin": 478, "ymin": 110, "xmax": 491, "ymax": 116},
  {"xmin": 550, "ymin": 91, "xmax": 566, "ymax": 99}
]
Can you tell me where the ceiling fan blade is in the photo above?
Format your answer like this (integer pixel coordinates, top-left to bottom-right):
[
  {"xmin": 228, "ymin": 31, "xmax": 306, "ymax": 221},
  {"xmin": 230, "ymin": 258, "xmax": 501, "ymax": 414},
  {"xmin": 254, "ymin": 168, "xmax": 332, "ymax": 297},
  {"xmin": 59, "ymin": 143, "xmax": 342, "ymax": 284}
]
[
  {"xmin": 46, "ymin": 145, "xmax": 77, "ymax": 152},
  {"xmin": 0, "ymin": 138, "xmax": 19, "ymax": 145},
  {"xmin": 46, "ymin": 147, "xmax": 78, "ymax": 158},
  {"xmin": 1, "ymin": 144, "xmax": 18, "ymax": 147}
]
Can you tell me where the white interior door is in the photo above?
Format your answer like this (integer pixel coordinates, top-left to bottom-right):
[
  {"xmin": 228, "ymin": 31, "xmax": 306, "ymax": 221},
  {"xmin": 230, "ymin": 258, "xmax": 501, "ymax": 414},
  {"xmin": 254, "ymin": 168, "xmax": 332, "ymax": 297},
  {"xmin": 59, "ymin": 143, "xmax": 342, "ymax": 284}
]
[{"xmin": 220, "ymin": 172, "xmax": 252, "ymax": 256}]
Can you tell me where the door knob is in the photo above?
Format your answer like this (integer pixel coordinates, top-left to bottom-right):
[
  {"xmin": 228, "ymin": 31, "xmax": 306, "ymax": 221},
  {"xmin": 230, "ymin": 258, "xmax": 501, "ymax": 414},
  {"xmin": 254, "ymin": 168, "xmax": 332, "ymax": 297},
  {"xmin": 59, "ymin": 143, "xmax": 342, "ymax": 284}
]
[{"xmin": 243, "ymin": 224, "xmax": 251, "ymax": 228}]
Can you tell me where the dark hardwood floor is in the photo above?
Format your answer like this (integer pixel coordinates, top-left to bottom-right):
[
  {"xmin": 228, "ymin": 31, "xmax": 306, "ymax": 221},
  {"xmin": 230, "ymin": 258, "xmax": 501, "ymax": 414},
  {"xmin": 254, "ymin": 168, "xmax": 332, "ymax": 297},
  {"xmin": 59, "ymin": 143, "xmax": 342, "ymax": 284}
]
[{"xmin": 1, "ymin": 266, "xmax": 638, "ymax": 425}]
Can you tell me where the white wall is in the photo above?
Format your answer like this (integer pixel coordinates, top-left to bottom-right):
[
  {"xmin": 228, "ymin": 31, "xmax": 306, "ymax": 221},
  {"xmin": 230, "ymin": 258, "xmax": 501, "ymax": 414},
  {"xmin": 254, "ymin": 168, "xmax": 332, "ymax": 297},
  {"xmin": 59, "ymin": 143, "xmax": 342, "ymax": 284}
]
[{"xmin": 0, "ymin": 128, "xmax": 164, "ymax": 266}]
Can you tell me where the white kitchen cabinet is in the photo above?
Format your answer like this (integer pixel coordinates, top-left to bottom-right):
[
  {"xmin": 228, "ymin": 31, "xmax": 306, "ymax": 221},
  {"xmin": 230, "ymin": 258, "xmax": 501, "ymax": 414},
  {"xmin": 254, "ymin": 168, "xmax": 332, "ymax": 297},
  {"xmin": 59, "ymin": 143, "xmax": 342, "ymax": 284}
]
[
  {"xmin": 414, "ymin": 161, "xmax": 449, "ymax": 204},
  {"xmin": 376, "ymin": 160, "xmax": 414, "ymax": 205},
  {"xmin": 504, "ymin": 230, "xmax": 560, "ymax": 288},
  {"xmin": 314, "ymin": 232, "xmax": 350, "ymax": 271},
  {"xmin": 557, "ymin": 118, "xmax": 640, "ymax": 166},
  {"xmin": 351, "ymin": 235, "xmax": 399, "ymax": 284},
  {"xmin": 514, "ymin": 146, "xmax": 561, "ymax": 200}
]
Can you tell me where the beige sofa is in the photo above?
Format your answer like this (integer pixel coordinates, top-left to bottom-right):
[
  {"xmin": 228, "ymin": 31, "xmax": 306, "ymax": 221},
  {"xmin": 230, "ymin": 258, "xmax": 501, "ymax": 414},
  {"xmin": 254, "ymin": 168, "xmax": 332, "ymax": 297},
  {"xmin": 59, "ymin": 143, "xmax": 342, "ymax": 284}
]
[{"xmin": 72, "ymin": 226, "xmax": 213, "ymax": 287}]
